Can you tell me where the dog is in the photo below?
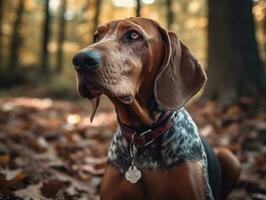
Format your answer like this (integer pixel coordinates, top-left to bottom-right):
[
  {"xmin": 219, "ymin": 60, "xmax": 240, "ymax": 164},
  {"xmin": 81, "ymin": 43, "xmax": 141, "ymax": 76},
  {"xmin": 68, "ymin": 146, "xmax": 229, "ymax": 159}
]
[{"xmin": 72, "ymin": 17, "xmax": 240, "ymax": 200}]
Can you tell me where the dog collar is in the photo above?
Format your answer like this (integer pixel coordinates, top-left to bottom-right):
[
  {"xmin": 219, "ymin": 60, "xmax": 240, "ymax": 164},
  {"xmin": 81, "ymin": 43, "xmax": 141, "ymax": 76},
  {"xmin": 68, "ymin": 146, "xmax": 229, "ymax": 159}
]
[{"xmin": 119, "ymin": 111, "xmax": 176, "ymax": 147}]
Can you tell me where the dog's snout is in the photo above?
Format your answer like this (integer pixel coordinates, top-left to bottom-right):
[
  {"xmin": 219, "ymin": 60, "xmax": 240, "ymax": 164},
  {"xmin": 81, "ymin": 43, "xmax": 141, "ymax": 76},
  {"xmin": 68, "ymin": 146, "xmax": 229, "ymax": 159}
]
[{"xmin": 72, "ymin": 50, "xmax": 101, "ymax": 72}]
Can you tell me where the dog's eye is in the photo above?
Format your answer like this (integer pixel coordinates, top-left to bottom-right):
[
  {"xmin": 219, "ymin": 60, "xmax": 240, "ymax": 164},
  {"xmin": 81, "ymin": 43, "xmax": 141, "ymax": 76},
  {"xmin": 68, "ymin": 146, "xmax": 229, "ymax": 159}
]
[
  {"xmin": 93, "ymin": 34, "xmax": 101, "ymax": 43},
  {"xmin": 130, "ymin": 31, "xmax": 140, "ymax": 40},
  {"xmin": 124, "ymin": 30, "xmax": 142, "ymax": 42}
]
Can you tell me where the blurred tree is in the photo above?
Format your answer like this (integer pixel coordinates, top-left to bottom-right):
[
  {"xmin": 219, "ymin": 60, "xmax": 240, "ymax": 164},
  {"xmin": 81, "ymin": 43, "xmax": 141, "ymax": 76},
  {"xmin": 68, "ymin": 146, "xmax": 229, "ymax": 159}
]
[
  {"xmin": 41, "ymin": 0, "xmax": 51, "ymax": 74},
  {"xmin": 0, "ymin": 0, "xmax": 3, "ymax": 66},
  {"xmin": 204, "ymin": 0, "xmax": 266, "ymax": 104},
  {"xmin": 92, "ymin": 0, "xmax": 102, "ymax": 35},
  {"xmin": 263, "ymin": 7, "xmax": 266, "ymax": 57},
  {"xmin": 166, "ymin": 0, "xmax": 174, "ymax": 30},
  {"xmin": 8, "ymin": 0, "xmax": 26, "ymax": 70},
  {"xmin": 56, "ymin": 0, "xmax": 67, "ymax": 73},
  {"xmin": 136, "ymin": 0, "xmax": 141, "ymax": 17}
]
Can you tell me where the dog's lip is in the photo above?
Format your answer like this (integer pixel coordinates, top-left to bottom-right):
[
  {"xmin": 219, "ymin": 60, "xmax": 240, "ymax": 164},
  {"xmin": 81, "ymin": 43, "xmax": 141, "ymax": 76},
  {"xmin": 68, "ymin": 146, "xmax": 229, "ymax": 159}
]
[
  {"xmin": 78, "ymin": 83, "xmax": 102, "ymax": 99},
  {"xmin": 83, "ymin": 83, "xmax": 134, "ymax": 104},
  {"xmin": 79, "ymin": 81, "xmax": 134, "ymax": 104},
  {"xmin": 117, "ymin": 95, "xmax": 134, "ymax": 104}
]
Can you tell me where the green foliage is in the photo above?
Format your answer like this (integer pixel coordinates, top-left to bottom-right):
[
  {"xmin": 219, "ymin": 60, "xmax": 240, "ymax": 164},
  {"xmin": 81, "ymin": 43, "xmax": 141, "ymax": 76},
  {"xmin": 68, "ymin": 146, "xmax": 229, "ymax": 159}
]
[
  {"xmin": 0, "ymin": 67, "xmax": 77, "ymax": 99},
  {"xmin": 0, "ymin": 67, "xmax": 42, "ymax": 88},
  {"xmin": 46, "ymin": 74, "xmax": 77, "ymax": 99}
]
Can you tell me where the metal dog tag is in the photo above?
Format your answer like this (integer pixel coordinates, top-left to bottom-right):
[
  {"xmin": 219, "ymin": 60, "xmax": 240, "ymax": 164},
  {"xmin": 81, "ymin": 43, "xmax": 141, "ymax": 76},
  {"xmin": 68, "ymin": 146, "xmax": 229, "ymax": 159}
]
[{"xmin": 125, "ymin": 165, "xmax": 141, "ymax": 184}]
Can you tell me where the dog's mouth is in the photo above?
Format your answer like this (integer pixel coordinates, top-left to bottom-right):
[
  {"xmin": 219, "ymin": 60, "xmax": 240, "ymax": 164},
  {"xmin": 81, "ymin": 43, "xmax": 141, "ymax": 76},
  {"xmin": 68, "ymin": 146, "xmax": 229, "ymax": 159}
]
[
  {"xmin": 78, "ymin": 82, "xmax": 134, "ymax": 105},
  {"xmin": 117, "ymin": 95, "xmax": 134, "ymax": 104},
  {"xmin": 78, "ymin": 83, "xmax": 102, "ymax": 99}
]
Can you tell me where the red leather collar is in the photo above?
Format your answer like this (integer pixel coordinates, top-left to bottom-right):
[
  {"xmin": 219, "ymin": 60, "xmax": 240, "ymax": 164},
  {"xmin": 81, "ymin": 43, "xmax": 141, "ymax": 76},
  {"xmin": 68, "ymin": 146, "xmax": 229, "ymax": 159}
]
[{"xmin": 119, "ymin": 111, "xmax": 176, "ymax": 147}]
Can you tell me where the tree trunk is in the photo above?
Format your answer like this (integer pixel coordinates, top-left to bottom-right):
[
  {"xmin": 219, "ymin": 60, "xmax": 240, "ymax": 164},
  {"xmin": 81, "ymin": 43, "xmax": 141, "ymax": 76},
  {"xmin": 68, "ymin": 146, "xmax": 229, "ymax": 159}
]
[
  {"xmin": 136, "ymin": 0, "xmax": 141, "ymax": 17},
  {"xmin": 263, "ymin": 7, "xmax": 266, "ymax": 59},
  {"xmin": 8, "ymin": 0, "xmax": 25, "ymax": 70},
  {"xmin": 166, "ymin": 0, "xmax": 174, "ymax": 30},
  {"xmin": 41, "ymin": 0, "xmax": 50, "ymax": 74},
  {"xmin": 204, "ymin": 0, "xmax": 266, "ymax": 105},
  {"xmin": 92, "ymin": 0, "xmax": 102, "ymax": 35},
  {"xmin": 56, "ymin": 0, "xmax": 67, "ymax": 73},
  {"xmin": 0, "ymin": 0, "xmax": 3, "ymax": 67}
]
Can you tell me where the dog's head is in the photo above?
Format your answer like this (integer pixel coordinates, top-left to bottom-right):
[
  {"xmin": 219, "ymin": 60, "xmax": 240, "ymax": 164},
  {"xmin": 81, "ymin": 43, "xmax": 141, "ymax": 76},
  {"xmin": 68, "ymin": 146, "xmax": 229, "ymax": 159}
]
[{"xmin": 73, "ymin": 17, "xmax": 206, "ymax": 120}]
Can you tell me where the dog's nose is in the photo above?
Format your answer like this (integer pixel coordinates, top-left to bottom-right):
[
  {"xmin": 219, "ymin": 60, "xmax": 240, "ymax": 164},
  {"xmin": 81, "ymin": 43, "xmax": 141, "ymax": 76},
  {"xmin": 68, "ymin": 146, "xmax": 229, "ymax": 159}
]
[{"xmin": 72, "ymin": 50, "xmax": 101, "ymax": 72}]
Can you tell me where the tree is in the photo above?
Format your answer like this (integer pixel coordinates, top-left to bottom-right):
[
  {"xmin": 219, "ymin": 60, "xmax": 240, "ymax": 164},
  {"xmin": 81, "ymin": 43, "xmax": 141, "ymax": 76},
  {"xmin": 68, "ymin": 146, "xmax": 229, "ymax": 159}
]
[
  {"xmin": 8, "ymin": 0, "xmax": 26, "ymax": 70},
  {"xmin": 41, "ymin": 0, "xmax": 51, "ymax": 74},
  {"xmin": 166, "ymin": 0, "xmax": 174, "ymax": 30},
  {"xmin": 136, "ymin": 0, "xmax": 141, "ymax": 17},
  {"xmin": 56, "ymin": 0, "xmax": 67, "ymax": 73},
  {"xmin": 0, "ymin": 0, "xmax": 3, "ymax": 67},
  {"xmin": 92, "ymin": 0, "xmax": 102, "ymax": 35},
  {"xmin": 263, "ymin": 6, "xmax": 266, "ymax": 57},
  {"xmin": 204, "ymin": 0, "xmax": 266, "ymax": 105}
]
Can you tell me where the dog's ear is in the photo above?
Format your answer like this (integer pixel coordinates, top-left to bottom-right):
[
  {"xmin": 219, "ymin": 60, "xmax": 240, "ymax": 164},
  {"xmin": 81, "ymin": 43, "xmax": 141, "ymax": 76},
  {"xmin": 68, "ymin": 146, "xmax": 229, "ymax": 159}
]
[{"xmin": 153, "ymin": 25, "xmax": 207, "ymax": 110}]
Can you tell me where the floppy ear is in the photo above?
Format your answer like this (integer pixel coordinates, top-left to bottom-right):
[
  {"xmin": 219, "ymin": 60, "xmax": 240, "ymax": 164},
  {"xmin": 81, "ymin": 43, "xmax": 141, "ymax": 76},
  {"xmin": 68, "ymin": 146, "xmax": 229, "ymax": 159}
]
[{"xmin": 154, "ymin": 26, "xmax": 207, "ymax": 110}]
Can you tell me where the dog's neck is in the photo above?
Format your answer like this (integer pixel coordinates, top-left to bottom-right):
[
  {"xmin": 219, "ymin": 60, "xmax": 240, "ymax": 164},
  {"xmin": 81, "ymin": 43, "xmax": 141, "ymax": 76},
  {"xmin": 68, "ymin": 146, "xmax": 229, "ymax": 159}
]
[
  {"xmin": 111, "ymin": 77, "xmax": 164, "ymax": 127},
  {"xmin": 110, "ymin": 92, "xmax": 161, "ymax": 127}
]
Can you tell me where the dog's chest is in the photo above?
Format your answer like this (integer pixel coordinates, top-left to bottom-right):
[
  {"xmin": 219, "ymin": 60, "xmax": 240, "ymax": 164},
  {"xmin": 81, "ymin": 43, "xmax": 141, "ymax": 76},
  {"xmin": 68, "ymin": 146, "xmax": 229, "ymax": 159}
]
[
  {"xmin": 102, "ymin": 164, "xmax": 202, "ymax": 200},
  {"xmin": 107, "ymin": 108, "xmax": 214, "ymax": 200},
  {"xmin": 108, "ymin": 109, "xmax": 203, "ymax": 171}
]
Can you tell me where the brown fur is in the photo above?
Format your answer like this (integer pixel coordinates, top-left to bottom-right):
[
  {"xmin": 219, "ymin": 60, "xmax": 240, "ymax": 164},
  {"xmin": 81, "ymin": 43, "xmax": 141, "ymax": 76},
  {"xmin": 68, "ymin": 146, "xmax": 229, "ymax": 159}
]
[{"xmin": 73, "ymin": 17, "xmax": 240, "ymax": 200}]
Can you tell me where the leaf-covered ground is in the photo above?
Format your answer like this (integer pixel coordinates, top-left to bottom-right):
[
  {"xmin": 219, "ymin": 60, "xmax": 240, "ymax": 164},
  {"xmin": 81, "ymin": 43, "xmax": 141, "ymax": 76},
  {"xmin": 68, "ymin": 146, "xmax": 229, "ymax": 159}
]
[{"xmin": 0, "ymin": 97, "xmax": 265, "ymax": 200}]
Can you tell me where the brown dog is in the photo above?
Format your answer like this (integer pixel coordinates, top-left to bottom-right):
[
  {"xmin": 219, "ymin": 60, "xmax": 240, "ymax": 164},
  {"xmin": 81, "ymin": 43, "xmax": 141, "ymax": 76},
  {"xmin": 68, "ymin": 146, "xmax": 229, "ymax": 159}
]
[{"xmin": 73, "ymin": 17, "xmax": 240, "ymax": 200}]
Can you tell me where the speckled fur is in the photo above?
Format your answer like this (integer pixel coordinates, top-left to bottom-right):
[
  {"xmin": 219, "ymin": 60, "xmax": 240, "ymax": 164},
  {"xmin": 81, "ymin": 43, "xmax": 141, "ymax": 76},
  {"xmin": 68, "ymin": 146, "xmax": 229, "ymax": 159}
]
[{"xmin": 107, "ymin": 108, "xmax": 214, "ymax": 200}]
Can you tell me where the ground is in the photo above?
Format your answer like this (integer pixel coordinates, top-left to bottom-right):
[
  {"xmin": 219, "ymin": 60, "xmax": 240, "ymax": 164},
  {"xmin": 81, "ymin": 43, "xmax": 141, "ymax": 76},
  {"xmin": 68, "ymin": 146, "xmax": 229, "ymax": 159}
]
[{"xmin": 0, "ymin": 97, "xmax": 265, "ymax": 200}]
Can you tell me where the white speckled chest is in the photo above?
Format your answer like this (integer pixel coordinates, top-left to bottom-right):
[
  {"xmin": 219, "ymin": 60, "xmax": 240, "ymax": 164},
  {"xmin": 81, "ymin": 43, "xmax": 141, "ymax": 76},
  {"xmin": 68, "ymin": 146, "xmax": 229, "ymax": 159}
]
[{"xmin": 107, "ymin": 108, "xmax": 214, "ymax": 200}]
